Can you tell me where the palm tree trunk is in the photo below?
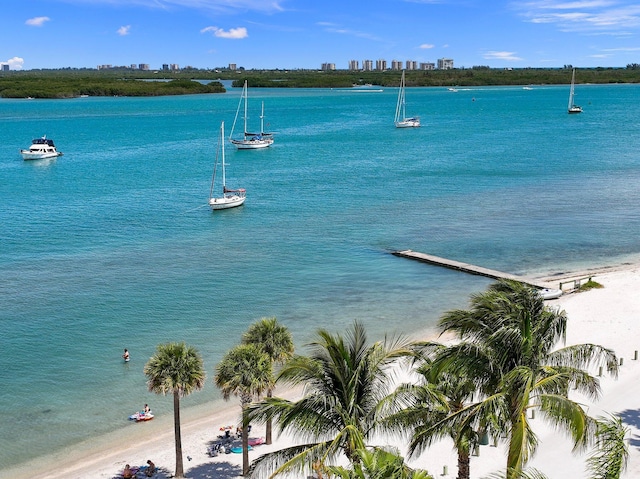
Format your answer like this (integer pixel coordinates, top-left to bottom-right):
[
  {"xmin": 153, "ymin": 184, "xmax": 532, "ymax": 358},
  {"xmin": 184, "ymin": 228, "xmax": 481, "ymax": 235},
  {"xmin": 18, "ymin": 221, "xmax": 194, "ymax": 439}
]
[
  {"xmin": 457, "ymin": 448, "xmax": 470, "ymax": 479},
  {"xmin": 174, "ymin": 390, "xmax": 184, "ymax": 478},
  {"xmin": 266, "ymin": 388, "xmax": 273, "ymax": 445},
  {"xmin": 242, "ymin": 399, "xmax": 250, "ymax": 475}
]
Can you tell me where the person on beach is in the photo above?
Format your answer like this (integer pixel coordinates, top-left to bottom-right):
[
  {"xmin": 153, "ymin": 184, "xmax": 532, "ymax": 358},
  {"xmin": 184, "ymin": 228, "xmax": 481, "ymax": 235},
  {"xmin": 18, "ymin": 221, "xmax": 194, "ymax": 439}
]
[
  {"xmin": 122, "ymin": 464, "xmax": 135, "ymax": 478},
  {"xmin": 144, "ymin": 459, "xmax": 156, "ymax": 477},
  {"xmin": 123, "ymin": 349, "xmax": 130, "ymax": 362}
]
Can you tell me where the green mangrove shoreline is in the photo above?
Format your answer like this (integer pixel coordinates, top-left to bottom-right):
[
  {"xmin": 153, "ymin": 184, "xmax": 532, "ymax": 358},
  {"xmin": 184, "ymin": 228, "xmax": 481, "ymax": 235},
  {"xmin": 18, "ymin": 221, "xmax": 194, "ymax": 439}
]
[{"xmin": 2, "ymin": 66, "xmax": 640, "ymax": 99}]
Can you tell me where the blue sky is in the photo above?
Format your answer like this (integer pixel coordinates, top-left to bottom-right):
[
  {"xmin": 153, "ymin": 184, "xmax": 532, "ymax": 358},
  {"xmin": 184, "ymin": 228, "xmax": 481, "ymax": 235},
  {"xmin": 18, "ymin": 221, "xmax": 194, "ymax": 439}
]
[{"xmin": 4, "ymin": 1, "xmax": 640, "ymax": 71}]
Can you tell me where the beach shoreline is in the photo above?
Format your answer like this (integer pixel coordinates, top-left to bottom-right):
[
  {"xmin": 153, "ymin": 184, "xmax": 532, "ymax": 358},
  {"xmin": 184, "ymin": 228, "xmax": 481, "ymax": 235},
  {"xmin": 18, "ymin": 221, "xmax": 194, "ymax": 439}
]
[{"xmin": 5, "ymin": 260, "xmax": 640, "ymax": 479}]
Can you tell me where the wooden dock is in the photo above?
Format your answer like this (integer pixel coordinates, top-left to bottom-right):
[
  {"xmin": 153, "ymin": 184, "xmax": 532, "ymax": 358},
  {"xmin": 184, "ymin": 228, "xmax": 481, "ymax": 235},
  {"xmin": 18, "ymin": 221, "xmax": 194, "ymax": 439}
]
[{"xmin": 392, "ymin": 249, "xmax": 550, "ymax": 290}]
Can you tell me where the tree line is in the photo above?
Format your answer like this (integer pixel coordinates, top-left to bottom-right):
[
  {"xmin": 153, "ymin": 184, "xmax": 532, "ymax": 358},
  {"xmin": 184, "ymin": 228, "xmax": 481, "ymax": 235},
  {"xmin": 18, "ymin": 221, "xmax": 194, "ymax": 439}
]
[
  {"xmin": 2, "ymin": 67, "xmax": 640, "ymax": 98},
  {"xmin": 143, "ymin": 281, "xmax": 628, "ymax": 479}
]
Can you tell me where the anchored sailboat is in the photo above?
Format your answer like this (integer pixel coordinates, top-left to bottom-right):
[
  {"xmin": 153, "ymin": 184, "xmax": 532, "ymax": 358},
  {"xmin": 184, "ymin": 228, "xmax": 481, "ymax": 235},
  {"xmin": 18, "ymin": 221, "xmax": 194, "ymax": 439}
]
[
  {"xmin": 568, "ymin": 68, "xmax": 582, "ymax": 114},
  {"xmin": 209, "ymin": 121, "xmax": 246, "ymax": 210},
  {"xmin": 394, "ymin": 70, "xmax": 420, "ymax": 128},
  {"xmin": 230, "ymin": 81, "xmax": 274, "ymax": 149}
]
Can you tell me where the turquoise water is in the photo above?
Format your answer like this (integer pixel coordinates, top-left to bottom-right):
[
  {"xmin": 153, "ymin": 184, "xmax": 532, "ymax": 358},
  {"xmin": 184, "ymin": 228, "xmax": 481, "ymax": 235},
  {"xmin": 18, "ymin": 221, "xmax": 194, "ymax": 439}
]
[{"xmin": 2, "ymin": 84, "xmax": 640, "ymax": 471}]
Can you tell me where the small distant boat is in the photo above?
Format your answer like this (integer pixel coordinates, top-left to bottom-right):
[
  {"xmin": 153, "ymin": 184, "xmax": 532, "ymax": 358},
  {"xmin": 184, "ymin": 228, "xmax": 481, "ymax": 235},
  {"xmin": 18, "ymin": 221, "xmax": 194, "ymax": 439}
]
[
  {"xmin": 209, "ymin": 121, "xmax": 246, "ymax": 211},
  {"xmin": 568, "ymin": 68, "xmax": 582, "ymax": 114},
  {"xmin": 540, "ymin": 288, "xmax": 563, "ymax": 300},
  {"xmin": 447, "ymin": 87, "xmax": 458, "ymax": 92},
  {"xmin": 230, "ymin": 80, "xmax": 274, "ymax": 149},
  {"xmin": 523, "ymin": 86, "xmax": 533, "ymax": 90},
  {"xmin": 394, "ymin": 70, "xmax": 420, "ymax": 128},
  {"xmin": 20, "ymin": 136, "xmax": 63, "ymax": 160},
  {"xmin": 129, "ymin": 411, "xmax": 154, "ymax": 422}
]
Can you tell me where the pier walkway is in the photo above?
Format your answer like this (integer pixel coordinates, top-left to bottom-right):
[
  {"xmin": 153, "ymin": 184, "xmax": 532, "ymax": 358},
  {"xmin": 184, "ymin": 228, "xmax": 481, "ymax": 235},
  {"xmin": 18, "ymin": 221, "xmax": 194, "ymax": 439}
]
[{"xmin": 392, "ymin": 249, "xmax": 550, "ymax": 290}]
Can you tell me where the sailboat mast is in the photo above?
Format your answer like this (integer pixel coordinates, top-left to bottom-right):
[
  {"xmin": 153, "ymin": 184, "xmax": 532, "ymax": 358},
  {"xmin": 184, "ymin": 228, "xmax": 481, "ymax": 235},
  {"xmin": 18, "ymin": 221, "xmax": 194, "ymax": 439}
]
[
  {"xmin": 243, "ymin": 81, "xmax": 248, "ymax": 137},
  {"xmin": 568, "ymin": 68, "xmax": 575, "ymax": 110},
  {"xmin": 260, "ymin": 101, "xmax": 265, "ymax": 134},
  {"xmin": 221, "ymin": 121, "xmax": 227, "ymax": 189}
]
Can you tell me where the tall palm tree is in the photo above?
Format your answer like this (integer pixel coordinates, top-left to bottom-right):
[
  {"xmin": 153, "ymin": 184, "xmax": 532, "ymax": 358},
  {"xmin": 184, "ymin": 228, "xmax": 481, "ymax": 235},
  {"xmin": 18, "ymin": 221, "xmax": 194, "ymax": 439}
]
[
  {"xmin": 242, "ymin": 317, "xmax": 294, "ymax": 444},
  {"xmin": 215, "ymin": 343, "xmax": 273, "ymax": 476},
  {"xmin": 144, "ymin": 342, "xmax": 206, "ymax": 479},
  {"xmin": 429, "ymin": 280, "xmax": 618, "ymax": 479},
  {"xmin": 248, "ymin": 321, "xmax": 416, "ymax": 478},
  {"xmin": 388, "ymin": 345, "xmax": 477, "ymax": 479}
]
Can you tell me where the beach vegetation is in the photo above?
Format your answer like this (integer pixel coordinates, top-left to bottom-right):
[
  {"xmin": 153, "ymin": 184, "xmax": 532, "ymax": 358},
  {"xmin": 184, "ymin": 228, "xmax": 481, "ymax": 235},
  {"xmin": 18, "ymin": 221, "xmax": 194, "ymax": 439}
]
[
  {"xmin": 241, "ymin": 317, "xmax": 294, "ymax": 445},
  {"xmin": 144, "ymin": 342, "xmax": 206, "ymax": 479},
  {"xmin": 578, "ymin": 280, "xmax": 603, "ymax": 292},
  {"xmin": 247, "ymin": 321, "xmax": 417, "ymax": 478},
  {"xmin": 215, "ymin": 343, "xmax": 273, "ymax": 476},
  {"xmin": 426, "ymin": 280, "xmax": 618, "ymax": 479},
  {"xmin": 328, "ymin": 446, "xmax": 433, "ymax": 479},
  {"xmin": 586, "ymin": 414, "xmax": 629, "ymax": 479},
  {"xmin": 387, "ymin": 342, "xmax": 478, "ymax": 479}
]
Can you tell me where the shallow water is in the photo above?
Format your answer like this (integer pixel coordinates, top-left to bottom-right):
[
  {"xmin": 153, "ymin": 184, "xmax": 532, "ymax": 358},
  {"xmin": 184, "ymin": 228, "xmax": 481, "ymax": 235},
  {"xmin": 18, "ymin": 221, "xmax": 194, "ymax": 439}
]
[{"xmin": 2, "ymin": 83, "xmax": 640, "ymax": 470}]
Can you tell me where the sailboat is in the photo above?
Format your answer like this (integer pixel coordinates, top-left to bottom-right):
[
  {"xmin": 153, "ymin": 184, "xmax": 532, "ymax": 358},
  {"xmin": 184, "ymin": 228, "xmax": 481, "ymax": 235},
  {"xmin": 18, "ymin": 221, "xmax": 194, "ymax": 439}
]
[
  {"xmin": 394, "ymin": 70, "xmax": 420, "ymax": 128},
  {"xmin": 209, "ymin": 121, "xmax": 246, "ymax": 211},
  {"xmin": 230, "ymin": 80, "xmax": 274, "ymax": 149},
  {"xmin": 567, "ymin": 68, "xmax": 582, "ymax": 114}
]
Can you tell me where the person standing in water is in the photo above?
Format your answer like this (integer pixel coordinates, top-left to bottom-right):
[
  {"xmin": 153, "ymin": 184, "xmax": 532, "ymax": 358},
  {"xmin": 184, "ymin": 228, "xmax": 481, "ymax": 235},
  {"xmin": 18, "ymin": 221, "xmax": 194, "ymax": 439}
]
[{"xmin": 122, "ymin": 349, "xmax": 130, "ymax": 362}]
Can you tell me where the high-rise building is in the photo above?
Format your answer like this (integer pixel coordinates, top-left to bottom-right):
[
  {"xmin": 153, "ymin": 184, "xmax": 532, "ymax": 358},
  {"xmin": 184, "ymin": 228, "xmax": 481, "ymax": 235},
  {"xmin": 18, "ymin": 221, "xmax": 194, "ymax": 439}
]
[
  {"xmin": 437, "ymin": 58, "xmax": 454, "ymax": 70},
  {"xmin": 321, "ymin": 63, "xmax": 336, "ymax": 71},
  {"xmin": 420, "ymin": 62, "xmax": 435, "ymax": 70},
  {"xmin": 1, "ymin": 64, "xmax": 9, "ymax": 72},
  {"xmin": 228, "ymin": 63, "xmax": 237, "ymax": 71},
  {"xmin": 139, "ymin": 64, "xmax": 150, "ymax": 70},
  {"xmin": 362, "ymin": 60, "xmax": 373, "ymax": 71},
  {"xmin": 375, "ymin": 59, "xmax": 387, "ymax": 71},
  {"xmin": 391, "ymin": 60, "xmax": 402, "ymax": 71},
  {"xmin": 406, "ymin": 60, "xmax": 417, "ymax": 70},
  {"xmin": 348, "ymin": 60, "xmax": 359, "ymax": 71}
]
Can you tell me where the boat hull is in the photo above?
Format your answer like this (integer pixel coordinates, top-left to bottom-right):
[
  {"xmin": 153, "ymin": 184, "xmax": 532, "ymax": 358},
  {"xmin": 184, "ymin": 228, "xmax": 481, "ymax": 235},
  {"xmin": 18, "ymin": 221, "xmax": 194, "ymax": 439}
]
[
  {"xmin": 20, "ymin": 150, "xmax": 63, "ymax": 160},
  {"xmin": 395, "ymin": 119, "xmax": 420, "ymax": 128},
  {"xmin": 231, "ymin": 138, "xmax": 273, "ymax": 149},
  {"xmin": 568, "ymin": 107, "xmax": 582, "ymax": 114},
  {"xmin": 209, "ymin": 195, "xmax": 246, "ymax": 210}
]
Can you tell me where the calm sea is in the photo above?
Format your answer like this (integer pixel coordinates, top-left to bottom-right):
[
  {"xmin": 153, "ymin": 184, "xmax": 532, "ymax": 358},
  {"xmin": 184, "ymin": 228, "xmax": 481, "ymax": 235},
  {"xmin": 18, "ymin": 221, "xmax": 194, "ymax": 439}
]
[{"xmin": 2, "ymin": 83, "xmax": 640, "ymax": 471}]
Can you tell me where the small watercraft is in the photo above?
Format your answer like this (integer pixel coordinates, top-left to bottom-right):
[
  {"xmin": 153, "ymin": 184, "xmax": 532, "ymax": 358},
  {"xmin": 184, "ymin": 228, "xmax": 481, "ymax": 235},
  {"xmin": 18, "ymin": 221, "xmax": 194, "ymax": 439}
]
[
  {"xmin": 20, "ymin": 136, "xmax": 63, "ymax": 160},
  {"xmin": 129, "ymin": 411, "xmax": 154, "ymax": 422}
]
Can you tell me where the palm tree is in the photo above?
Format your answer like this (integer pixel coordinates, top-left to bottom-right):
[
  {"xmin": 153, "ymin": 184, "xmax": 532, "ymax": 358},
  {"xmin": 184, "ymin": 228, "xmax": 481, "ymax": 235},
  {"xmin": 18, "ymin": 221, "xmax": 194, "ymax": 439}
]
[
  {"xmin": 248, "ymin": 321, "xmax": 416, "ymax": 478},
  {"xmin": 215, "ymin": 343, "xmax": 273, "ymax": 476},
  {"xmin": 429, "ymin": 280, "xmax": 618, "ymax": 479},
  {"xmin": 388, "ymin": 345, "xmax": 477, "ymax": 479},
  {"xmin": 329, "ymin": 446, "xmax": 433, "ymax": 479},
  {"xmin": 144, "ymin": 342, "xmax": 206, "ymax": 479},
  {"xmin": 242, "ymin": 317, "xmax": 294, "ymax": 444},
  {"xmin": 586, "ymin": 414, "xmax": 629, "ymax": 479}
]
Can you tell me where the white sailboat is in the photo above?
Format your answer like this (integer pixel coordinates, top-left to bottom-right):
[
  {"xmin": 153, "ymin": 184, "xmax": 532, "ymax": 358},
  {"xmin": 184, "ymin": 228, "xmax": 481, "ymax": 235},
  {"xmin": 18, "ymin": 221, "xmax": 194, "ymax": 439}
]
[
  {"xmin": 394, "ymin": 70, "xmax": 420, "ymax": 128},
  {"xmin": 567, "ymin": 68, "xmax": 582, "ymax": 114},
  {"xmin": 230, "ymin": 80, "xmax": 274, "ymax": 149},
  {"xmin": 209, "ymin": 121, "xmax": 246, "ymax": 211}
]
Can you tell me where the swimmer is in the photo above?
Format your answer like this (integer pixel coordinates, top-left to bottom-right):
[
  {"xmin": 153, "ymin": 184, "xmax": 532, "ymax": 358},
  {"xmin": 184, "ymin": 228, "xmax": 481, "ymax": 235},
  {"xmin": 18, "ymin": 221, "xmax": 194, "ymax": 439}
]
[{"xmin": 123, "ymin": 349, "xmax": 130, "ymax": 362}]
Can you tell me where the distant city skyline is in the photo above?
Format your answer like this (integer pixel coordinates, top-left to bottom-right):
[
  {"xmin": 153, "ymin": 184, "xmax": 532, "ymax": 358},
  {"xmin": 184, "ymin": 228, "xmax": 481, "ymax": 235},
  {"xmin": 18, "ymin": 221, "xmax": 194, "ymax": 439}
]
[{"xmin": 3, "ymin": 1, "xmax": 640, "ymax": 71}]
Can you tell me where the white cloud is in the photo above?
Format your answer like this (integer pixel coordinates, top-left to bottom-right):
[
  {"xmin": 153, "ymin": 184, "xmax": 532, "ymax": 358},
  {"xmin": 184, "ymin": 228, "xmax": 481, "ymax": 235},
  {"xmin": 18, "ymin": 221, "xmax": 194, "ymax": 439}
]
[
  {"xmin": 514, "ymin": 0, "xmax": 640, "ymax": 34},
  {"xmin": 117, "ymin": 25, "xmax": 131, "ymax": 36},
  {"xmin": 71, "ymin": 0, "xmax": 284, "ymax": 14},
  {"xmin": 5, "ymin": 57, "xmax": 25, "ymax": 70},
  {"xmin": 419, "ymin": 43, "xmax": 435, "ymax": 49},
  {"xmin": 25, "ymin": 16, "xmax": 50, "ymax": 27},
  {"xmin": 483, "ymin": 51, "xmax": 523, "ymax": 61},
  {"xmin": 201, "ymin": 26, "xmax": 248, "ymax": 39}
]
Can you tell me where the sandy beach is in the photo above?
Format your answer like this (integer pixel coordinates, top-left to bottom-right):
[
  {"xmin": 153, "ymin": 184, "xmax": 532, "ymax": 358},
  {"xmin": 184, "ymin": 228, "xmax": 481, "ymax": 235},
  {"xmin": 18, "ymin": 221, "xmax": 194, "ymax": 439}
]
[{"xmin": 5, "ymin": 264, "xmax": 639, "ymax": 479}]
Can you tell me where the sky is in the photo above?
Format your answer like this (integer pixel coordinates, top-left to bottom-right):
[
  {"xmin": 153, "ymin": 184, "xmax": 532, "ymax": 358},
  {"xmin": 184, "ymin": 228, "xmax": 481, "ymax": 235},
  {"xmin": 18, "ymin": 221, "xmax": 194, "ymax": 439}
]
[{"xmin": 4, "ymin": 0, "xmax": 640, "ymax": 71}]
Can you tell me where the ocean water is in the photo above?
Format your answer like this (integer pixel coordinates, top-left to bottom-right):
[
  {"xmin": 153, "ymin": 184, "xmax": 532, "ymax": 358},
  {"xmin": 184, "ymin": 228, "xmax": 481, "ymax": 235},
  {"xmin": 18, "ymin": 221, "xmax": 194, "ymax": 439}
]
[{"xmin": 2, "ymin": 83, "xmax": 640, "ymax": 471}]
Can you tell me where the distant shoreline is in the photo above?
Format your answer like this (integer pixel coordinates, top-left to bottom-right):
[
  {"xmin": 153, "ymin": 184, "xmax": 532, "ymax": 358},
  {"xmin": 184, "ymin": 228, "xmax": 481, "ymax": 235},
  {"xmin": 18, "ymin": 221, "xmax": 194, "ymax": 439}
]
[{"xmin": 2, "ymin": 67, "xmax": 640, "ymax": 98}]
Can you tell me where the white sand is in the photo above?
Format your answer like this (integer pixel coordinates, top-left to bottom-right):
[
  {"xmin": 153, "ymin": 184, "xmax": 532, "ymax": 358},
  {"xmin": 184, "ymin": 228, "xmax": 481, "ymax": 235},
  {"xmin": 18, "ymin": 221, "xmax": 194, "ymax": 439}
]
[{"xmin": 6, "ymin": 266, "xmax": 639, "ymax": 479}]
